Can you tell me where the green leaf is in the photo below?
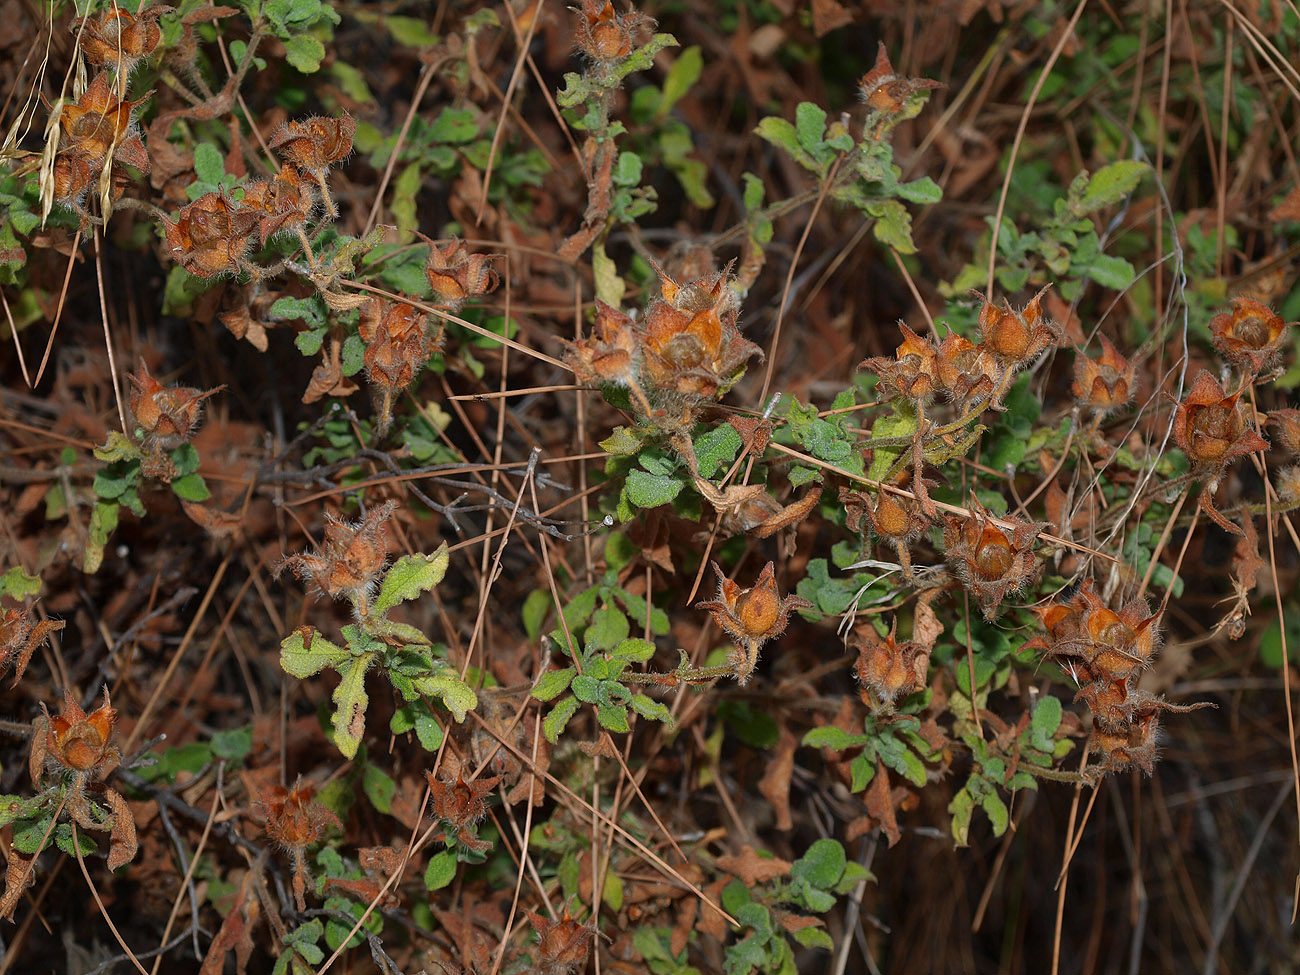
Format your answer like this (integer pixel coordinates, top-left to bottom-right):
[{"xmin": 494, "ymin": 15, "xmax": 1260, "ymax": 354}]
[
  {"xmin": 694, "ymin": 423, "xmax": 743, "ymax": 477},
  {"xmin": 93, "ymin": 431, "xmax": 141, "ymax": 463},
  {"xmin": 867, "ymin": 199, "xmax": 917, "ymax": 254},
  {"xmin": 0, "ymin": 567, "xmax": 41, "ymax": 602},
  {"xmin": 271, "ymin": 295, "xmax": 327, "ymax": 328},
  {"xmin": 193, "ymin": 143, "xmax": 225, "ymax": 185},
  {"xmin": 603, "ymin": 869, "xmax": 624, "ymax": 911},
  {"xmin": 280, "ymin": 626, "xmax": 349, "ymax": 677},
  {"xmin": 802, "ymin": 726, "xmax": 867, "ymax": 751},
  {"xmin": 793, "ymin": 926, "xmax": 834, "ymax": 950},
  {"xmin": 85, "ymin": 501, "xmax": 120, "ymax": 573},
  {"xmin": 597, "ymin": 703, "xmax": 630, "ymax": 733},
  {"xmin": 330, "ymin": 652, "xmax": 374, "ymax": 759},
  {"xmin": 390, "ymin": 162, "xmax": 422, "ymax": 241},
  {"xmin": 284, "ymin": 34, "xmax": 326, "ymax": 73},
  {"xmin": 389, "ymin": 703, "xmax": 444, "ymax": 751},
  {"xmin": 628, "ymin": 694, "xmax": 672, "ymax": 725},
  {"xmin": 716, "ymin": 700, "xmax": 778, "ymax": 748},
  {"xmin": 571, "ymin": 674, "xmax": 600, "ymax": 704},
  {"xmin": 384, "ymin": 14, "xmax": 439, "ymax": 46},
  {"xmin": 211, "ymin": 727, "xmax": 253, "ymax": 761},
  {"xmin": 373, "ymin": 546, "xmax": 450, "ymax": 615},
  {"xmin": 755, "ymin": 117, "xmax": 804, "ymax": 163},
  {"xmin": 522, "ymin": 589, "xmax": 552, "ymax": 641},
  {"xmin": 341, "ymin": 333, "xmax": 366, "ymax": 377},
  {"xmin": 982, "ymin": 792, "xmax": 1009, "ymax": 836},
  {"xmin": 948, "ymin": 787, "xmax": 973, "ymax": 846},
  {"xmin": 543, "ymin": 696, "xmax": 582, "ymax": 743},
  {"xmin": 284, "ymin": 921, "xmax": 325, "ymax": 964},
  {"xmin": 1030, "ymin": 695, "xmax": 1063, "ymax": 744},
  {"xmin": 1259, "ymin": 608, "xmax": 1300, "ymax": 667},
  {"xmin": 599, "ymin": 426, "xmax": 643, "ymax": 456},
  {"xmin": 363, "ymin": 765, "xmax": 396, "ymax": 813},
  {"xmin": 55, "ymin": 823, "xmax": 97, "ymax": 857},
  {"xmin": 1085, "ymin": 253, "xmax": 1137, "ymax": 291},
  {"xmin": 170, "ymin": 473, "xmax": 211, "ymax": 502},
  {"xmin": 896, "ymin": 175, "xmax": 942, "ymax": 204},
  {"xmin": 792, "ymin": 838, "xmax": 846, "ymax": 890},
  {"xmin": 1077, "ymin": 161, "xmax": 1147, "ymax": 213},
  {"xmin": 794, "ymin": 102, "xmax": 827, "ymax": 155},
  {"xmin": 613, "ymin": 151, "xmax": 643, "ymax": 187},
  {"xmin": 625, "ymin": 469, "xmax": 683, "ymax": 508},
  {"xmin": 424, "ymin": 849, "xmax": 457, "ymax": 890},
  {"xmin": 611, "ymin": 637, "xmax": 656, "ymax": 663},
  {"xmin": 660, "ymin": 46, "xmax": 702, "ymax": 116},
  {"xmin": 430, "ymin": 107, "xmax": 479, "ymax": 144},
  {"xmin": 411, "ymin": 664, "xmax": 477, "ymax": 722},
  {"xmin": 295, "ymin": 328, "xmax": 327, "ymax": 356},
  {"xmin": 532, "ymin": 668, "xmax": 575, "ymax": 701},
  {"xmin": 12, "ymin": 815, "xmax": 54, "ymax": 854},
  {"xmin": 585, "ymin": 603, "xmax": 630, "ymax": 651}
]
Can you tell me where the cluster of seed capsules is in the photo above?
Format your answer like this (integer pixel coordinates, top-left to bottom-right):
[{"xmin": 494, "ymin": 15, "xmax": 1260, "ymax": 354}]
[{"xmin": 1023, "ymin": 580, "xmax": 1208, "ymax": 776}]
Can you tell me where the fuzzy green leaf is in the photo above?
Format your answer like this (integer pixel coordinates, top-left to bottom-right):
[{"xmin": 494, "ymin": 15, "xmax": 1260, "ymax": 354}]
[
  {"xmin": 284, "ymin": 34, "xmax": 326, "ymax": 73},
  {"xmin": 792, "ymin": 839, "xmax": 846, "ymax": 890},
  {"xmin": 93, "ymin": 431, "xmax": 141, "ymax": 463},
  {"xmin": 660, "ymin": 46, "xmax": 702, "ymax": 116},
  {"xmin": 170, "ymin": 474, "xmax": 211, "ymax": 502},
  {"xmin": 625, "ymin": 469, "xmax": 683, "ymax": 509},
  {"xmin": 1077, "ymin": 161, "xmax": 1147, "ymax": 213},
  {"xmin": 280, "ymin": 626, "xmax": 349, "ymax": 677},
  {"xmin": 628, "ymin": 694, "xmax": 672, "ymax": 725},
  {"xmin": 802, "ymin": 726, "xmax": 868, "ymax": 751},
  {"xmin": 193, "ymin": 143, "xmax": 225, "ymax": 185},
  {"xmin": 597, "ymin": 703, "xmax": 630, "ymax": 733},
  {"xmin": 411, "ymin": 664, "xmax": 477, "ymax": 722},
  {"xmin": 532, "ymin": 668, "xmax": 575, "ymax": 701},
  {"xmin": 543, "ymin": 696, "xmax": 582, "ymax": 743},
  {"xmin": 84, "ymin": 501, "xmax": 120, "ymax": 573},
  {"xmin": 362, "ymin": 765, "xmax": 396, "ymax": 813},
  {"xmin": 0, "ymin": 567, "xmax": 40, "ymax": 602},
  {"xmin": 424, "ymin": 850, "xmax": 457, "ymax": 890},
  {"xmin": 373, "ymin": 545, "xmax": 450, "ymax": 615},
  {"xmin": 585, "ymin": 603, "xmax": 630, "ymax": 651},
  {"xmin": 982, "ymin": 792, "xmax": 1009, "ymax": 836},
  {"xmin": 331, "ymin": 653, "xmax": 374, "ymax": 759},
  {"xmin": 1084, "ymin": 253, "xmax": 1137, "ymax": 291}
]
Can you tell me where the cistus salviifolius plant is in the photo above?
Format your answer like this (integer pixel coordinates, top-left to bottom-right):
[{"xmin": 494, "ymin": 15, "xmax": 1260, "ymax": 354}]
[{"xmin": 2, "ymin": 2, "xmax": 1300, "ymax": 973}]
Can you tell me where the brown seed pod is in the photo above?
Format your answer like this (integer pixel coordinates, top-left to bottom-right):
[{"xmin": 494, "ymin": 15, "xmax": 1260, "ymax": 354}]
[
  {"xmin": 640, "ymin": 260, "xmax": 761, "ymax": 401},
  {"xmin": 860, "ymin": 323, "xmax": 939, "ymax": 403},
  {"xmin": 1072, "ymin": 334, "xmax": 1138, "ymax": 414},
  {"xmin": 161, "ymin": 190, "xmax": 259, "ymax": 278},
  {"xmin": 942, "ymin": 495, "xmax": 1044, "ymax": 619},
  {"xmin": 418, "ymin": 235, "xmax": 501, "ymax": 310},
  {"xmin": 74, "ymin": 3, "xmax": 168, "ymax": 74},
  {"xmin": 977, "ymin": 286, "xmax": 1060, "ymax": 372},
  {"xmin": 853, "ymin": 619, "xmax": 930, "ymax": 704},
  {"xmin": 1208, "ymin": 295, "xmax": 1293, "ymax": 374},
  {"xmin": 127, "ymin": 359, "xmax": 223, "ymax": 452},
  {"xmin": 573, "ymin": 0, "xmax": 651, "ymax": 64},
  {"xmin": 41, "ymin": 689, "xmax": 119, "ymax": 774},
  {"xmin": 275, "ymin": 501, "xmax": 396, "ymax": 607}
]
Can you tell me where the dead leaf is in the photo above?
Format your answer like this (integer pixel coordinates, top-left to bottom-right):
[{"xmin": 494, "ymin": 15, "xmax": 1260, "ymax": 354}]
[
  {"xmin": 199, "ymin": 872, "xmax": 258, "ymax": 975},
  {"xmin": 716, "ymin": 845, "xmax": 792, "ymax": 885},
  {"xmin": 1269, "ymin": 185, "xmax": 1300, "ymax": 222},
  {"xmin": 811, "ymin": 0, "xmax": 853, "ymax": 37},
  {"xmin": 0, "ymin": 848, "xmax": 36, "ymax": 922},
  {"xmin": 758, "ymin": 729, "xmax": 796, "ymax": 830},
  {"xmin": 105, "ymin": 788, "xmax": 138, "ymax": 870},
  {"xmin": 912, "ymin": 591, "xmax": 944, "ymax": 651},
  {"xmin": 862, "ymin": 760, "xmax": 901, "ymax": 846}
]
